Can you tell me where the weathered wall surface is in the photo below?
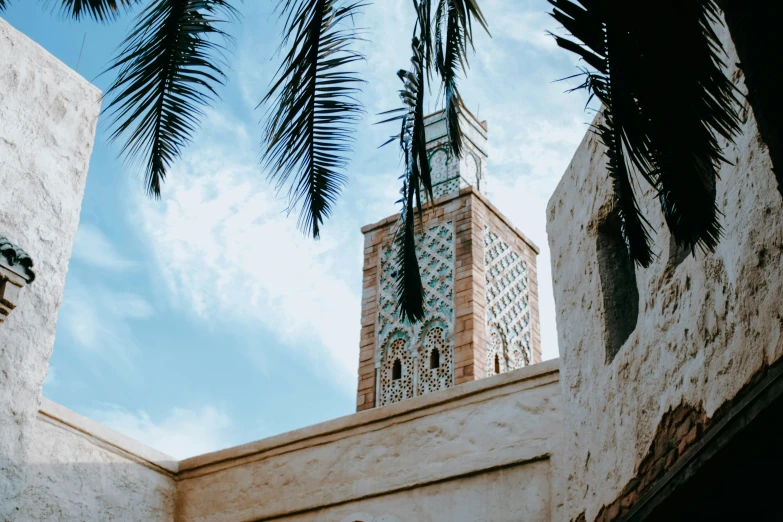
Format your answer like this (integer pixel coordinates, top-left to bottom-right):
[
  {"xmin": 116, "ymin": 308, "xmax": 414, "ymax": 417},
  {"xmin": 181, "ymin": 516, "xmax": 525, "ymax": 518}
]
[
  {"xmin": 0, "ymin": 17, "xmax": 101, "ymax": 519},
  {"xmin": 20, "ymin": 399, "xmax": 177, "ymax": 521},
  {"xmin": 274, "ymin": 460, "xmax": 552, "ymax": 522},
  {"xmin": 547, "ymin": 21, "xmax": 783, "ymax": 522},
  {"xmin": 177, "ymin": 359, "xmax": 562, "ymax": 522}
]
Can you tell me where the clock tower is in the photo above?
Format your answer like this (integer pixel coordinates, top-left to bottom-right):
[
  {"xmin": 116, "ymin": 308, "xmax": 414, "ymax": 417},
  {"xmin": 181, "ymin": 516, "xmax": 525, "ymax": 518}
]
[{"xmin": 356, "ymin": 108, "xmax": 542, "ymax": 411}]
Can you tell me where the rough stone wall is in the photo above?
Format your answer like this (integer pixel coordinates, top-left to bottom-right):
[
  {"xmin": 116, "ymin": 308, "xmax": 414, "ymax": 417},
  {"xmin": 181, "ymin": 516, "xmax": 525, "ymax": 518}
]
[
  {"xmin": 356, "ymin": 187, "xmax": 540, "ymax": 411},
  {"xmin": 20, "ymin": 399, "xmax": 176, "ymax": 521},
  {"xmin": 546, "ymin": 21, "xmax": 783, "ymax": 522},
  {"xmin": 177, "ymin": 360, "xmax": 562, "ymax": 522},
  {"xmin": 0, "ymin": 17, "xmax": 101, "ymax": 520}
]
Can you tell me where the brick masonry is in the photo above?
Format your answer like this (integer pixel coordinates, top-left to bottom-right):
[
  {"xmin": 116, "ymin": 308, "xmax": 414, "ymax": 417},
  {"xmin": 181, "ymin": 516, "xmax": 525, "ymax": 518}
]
[
  {"xmin": 356, "ymin": 186, "xmax": 540, "ymax": 411},
  {"xmin": 570, "ymin": 361, "xmax": 776, "ymax": 522}
]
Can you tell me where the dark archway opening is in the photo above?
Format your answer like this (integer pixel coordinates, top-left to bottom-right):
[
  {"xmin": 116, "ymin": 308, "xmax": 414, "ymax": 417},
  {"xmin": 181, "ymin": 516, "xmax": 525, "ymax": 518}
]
[
  {"xmin": 430, "ymin": 348, "xmax": 440, "ymax": 369},
  {"xmin": 494, "ymin": 354, "xmax": 500, "ymax": 375}
]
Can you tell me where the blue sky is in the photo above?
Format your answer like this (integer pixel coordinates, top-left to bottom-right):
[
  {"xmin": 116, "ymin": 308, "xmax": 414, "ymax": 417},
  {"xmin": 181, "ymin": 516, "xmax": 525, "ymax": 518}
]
[{"xmin": 2, "ymin": 1, "xmax": 589, "ymax": 459}]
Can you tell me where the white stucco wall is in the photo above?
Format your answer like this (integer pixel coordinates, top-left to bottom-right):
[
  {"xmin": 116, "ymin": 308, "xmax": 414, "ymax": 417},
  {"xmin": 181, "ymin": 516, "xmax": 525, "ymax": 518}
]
[
  {"xmin": 546, "ymin": 22, "xmax": 783, "ymax": 522},
  {"xmin": 0, "ymin": 17, "xmax": 101, "ymax": 519},
  {"xmin": 7, "ymin": 363, "xmax": 559, "ymax": 522},
  {"xmin": 177, "ymin": 359, "xmax": 562, "ymax": 522},
  {"xmin": 20, "ymin": 399, "xmax": 176, "ymax": 521}
]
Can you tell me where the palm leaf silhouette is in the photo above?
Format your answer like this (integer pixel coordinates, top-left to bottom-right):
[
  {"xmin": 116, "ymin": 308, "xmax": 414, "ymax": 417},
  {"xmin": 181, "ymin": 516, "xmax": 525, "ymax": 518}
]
[
  {"xmin": 261, "ymin": 0, "xmax": 366, "ymax": 239},
  {"xmin": 549, "ymin": 0, "xmax": 741, "ymax": 265},
  {"xmin": 103, "ymin": 0, "xmax": 238, "ymax": 197},
  {"xmin": 55, "ymin": 0, "xmax": 140, "ymax": 21}
]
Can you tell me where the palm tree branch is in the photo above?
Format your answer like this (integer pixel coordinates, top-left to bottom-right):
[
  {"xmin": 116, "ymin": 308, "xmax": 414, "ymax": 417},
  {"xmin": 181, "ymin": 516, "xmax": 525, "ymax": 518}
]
[
  {"xmin": 261, "ymin": 0, "xmax": 366, "ymax": 239},
  {"xmin": 52, "ymin": 0, "xmax": 141, "ymax": 21},
  {"xmin": 377, "ymin": 36, "xmax": 433, "ymax": 322},
  {"xmin": 102, "ymin": 0, "xmax": 238, "ymax": 198},
  {"xmin": 437, "ymin": 1, "xmax": 466, "ymax": 158},
  {"xmin": 432, "ymin": 0, "xmax": 489, "ymax": 158},
  {"xmin": 549, "ymin": 0, "xmax": 741, "ymax": 261}
]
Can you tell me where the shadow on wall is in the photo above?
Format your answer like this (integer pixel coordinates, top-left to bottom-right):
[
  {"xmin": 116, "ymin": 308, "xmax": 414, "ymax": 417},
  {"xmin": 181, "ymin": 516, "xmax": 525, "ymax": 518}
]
[{"xmin": 596, "ymin": 210, "xmax": 640, "ymax": 364}]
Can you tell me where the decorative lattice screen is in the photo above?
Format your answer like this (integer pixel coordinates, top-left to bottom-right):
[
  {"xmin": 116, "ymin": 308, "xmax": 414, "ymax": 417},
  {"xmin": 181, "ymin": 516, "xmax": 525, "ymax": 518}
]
[
  {"xmin": 377, "ymin": 222, "xmax": 455, "ymax": 405},
  {"xmin": 484, "ymin": 227, "xmax": 531, "ymax": 373}
]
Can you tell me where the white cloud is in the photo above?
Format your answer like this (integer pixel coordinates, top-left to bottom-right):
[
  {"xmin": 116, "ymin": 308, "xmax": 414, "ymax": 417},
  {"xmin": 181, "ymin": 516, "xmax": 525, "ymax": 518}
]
[
  {"xmin": 133, "ymin": 0, "xmax": 593, "ymax": 383},
  {"xmin": 135, "ymin": 111, "xmax": 361, "ymax": 390},
  {"xmin": 89, "ymin": 404, "xmax": 234, "ymax": 460},
  {"xmin": 72, "ymin": 224, "xmax": 135, "ymax": 271},
  {"xmin": 58, "ymin": 280, "xmax": 153, "ymax": 374},
  {"xmin": 483, "ymin": 0, "xmax": 560, "ymax": 51}
]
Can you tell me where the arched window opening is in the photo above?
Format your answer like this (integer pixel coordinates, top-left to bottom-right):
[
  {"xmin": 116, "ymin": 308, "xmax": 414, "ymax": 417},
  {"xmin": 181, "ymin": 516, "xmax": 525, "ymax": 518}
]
[
  {"xmin": 392, "ymin": 358, "xmax": 402, "ymax": 380},
  {"xmin": 494, "ymin": 354, "xmax": 500, "ymax": 375},
  {"xmin": 430, "ymin": 348, "xmax": 440, "ymax": 369}
]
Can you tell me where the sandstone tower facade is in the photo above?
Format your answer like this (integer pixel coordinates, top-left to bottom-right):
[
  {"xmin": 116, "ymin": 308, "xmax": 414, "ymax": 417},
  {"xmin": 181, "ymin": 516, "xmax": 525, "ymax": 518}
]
[{"xmin": 356, "ymin": 109, "xmax": 541, "ymax": 411}]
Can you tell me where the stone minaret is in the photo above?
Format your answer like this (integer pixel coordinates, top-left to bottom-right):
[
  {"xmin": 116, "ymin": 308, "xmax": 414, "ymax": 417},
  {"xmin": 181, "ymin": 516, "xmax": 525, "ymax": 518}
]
[{"xmin": 356, "ymin": 108, "xmax": 541, "ymax": 411}]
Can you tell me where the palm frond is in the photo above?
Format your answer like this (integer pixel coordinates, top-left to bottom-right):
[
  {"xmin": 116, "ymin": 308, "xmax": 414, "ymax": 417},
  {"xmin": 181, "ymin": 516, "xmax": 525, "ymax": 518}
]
[
  {"xmin": 377, "ymin": 1, "xmax": 487, "ymax": 322},
  {"xmin": 103, "ymin": 0, "xmax": 238, "ymax": 198},
  {"xmin": 549, "ymin": 0, "xmax": 741, "ymax": 264},
  {"xmin": 378, "ymin": 37, "xmax": 431, "ymax": 322},
  {"xmin": 722, "ymin": 0, "xmax": 783, "ymax": 199},
  {"xmin": 54, "ymin": 0, "xmax": 139, "ymax": 21},
  {"xmin": 261, "ymin": 0, "xmax": 366, "ymax": 239},
  {"xmin": 394, "ymin": 174, "xmax": 426, "ymax": 323},
  {"xmin": 0, "ymin": 0, "xmax": 9, "ymax": 10},
  {"xmin": 447, "ymin": 0, "xmax": 488, "ymax": 49},
  {"xmin": 432, "ymin": 0, "xmax": 488, "ymax": 158},
  {"xmin": 436, "ymin": 0, "xmax": 466, "ymax": 157},
  {"xmin": 415, "ymin": 0, "xmax": 435, "ymax": 77},
  {"xmin": 631, "ymin": 0, "xmax": 741, "ymax": 252},
  {"xmin": 383, "ymin": 38, "xmax": 432, "ymax": 208},
  {"xmin": 598, "ymin": 111, "xmax": 654, "ymax": 267}
]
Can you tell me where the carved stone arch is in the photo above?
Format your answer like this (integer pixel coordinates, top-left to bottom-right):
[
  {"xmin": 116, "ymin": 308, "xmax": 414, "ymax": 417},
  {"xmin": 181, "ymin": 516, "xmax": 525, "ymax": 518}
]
[
  {"xmin": 462, "ymin": 150, "xmax": 482, "ymax": 189},
  {"xmin": 426, "ymin": 146, "xmax": 459, "ymax": 199},
  {"xmin": 377, "ymin": 326, "xmax": 414, "ymax": 365},
  {"xmin": 415, "ymin": 316, "xmax": 453, "ymax": 396},
  {"xmin": 486, "ymin": 323, "xmax": 509, "ymax": 377},
  {"xmin": 378, "ymin": 330, "xmax": 414, "ymax": 406},
  {"xmin": 509, "ymin": 339, "xmax": 530, "ymax": 370}
]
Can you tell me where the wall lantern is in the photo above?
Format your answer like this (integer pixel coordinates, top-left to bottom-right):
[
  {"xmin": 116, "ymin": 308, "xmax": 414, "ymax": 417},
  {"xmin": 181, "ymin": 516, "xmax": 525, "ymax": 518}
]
[{"xmin": 0, "ymin": 235, "xmax": 35, "ymax": 324}]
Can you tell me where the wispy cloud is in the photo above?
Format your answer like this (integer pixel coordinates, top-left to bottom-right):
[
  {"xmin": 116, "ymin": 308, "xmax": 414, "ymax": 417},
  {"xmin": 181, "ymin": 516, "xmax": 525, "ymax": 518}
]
[
  {"xmin": 89, "ymin": 404, "xmax": 234, "ymax": 459},
  {"xmin": 132, "ymin": 0, "xmax": 591, "ymax": 383},
  {"xmin": 58, "ymin": 279, "xmax": 153, "ymax": 374},
  {"xmin": 135, "ymin": 111, "xmax": 362, "ymax": 390},
  {"xmin": 72, "ymin": 224, "xmax": 135, "ymax": 271}
]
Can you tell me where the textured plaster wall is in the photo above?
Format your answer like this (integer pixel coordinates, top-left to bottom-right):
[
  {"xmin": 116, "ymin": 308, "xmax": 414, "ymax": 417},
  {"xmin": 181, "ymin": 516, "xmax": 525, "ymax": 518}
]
[
  {"xmin": 177, "ymin": 359, "xmax": 562, "ymax": 522},
  {"xmin": 20, "ymin": 399, "xmax": 176, "ymax": 521},
  {"xmin": 277, "ymin": 460, "xmax": 551, "ymax": 522},
  {"xmin": 546, "ymin": 21, "xmax": 783, "ymax": 522},
  {"xmin": 0, "ymin": 17, "xmax": 101, "ymax": 519},
  {"xmin": 7, "ymin": 363, "xmax": 560, "ymax": 522}
]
